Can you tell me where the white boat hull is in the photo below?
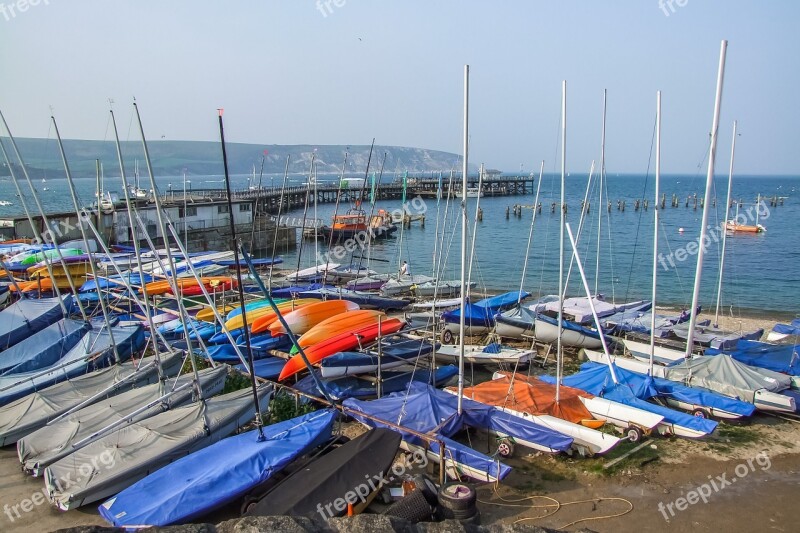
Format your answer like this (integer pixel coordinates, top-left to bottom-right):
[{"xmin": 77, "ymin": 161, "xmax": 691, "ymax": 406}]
[
  {"xmin": 494, "ymin": 407, "xmax": 621, "ymax": 456},
  {"xmin": 436, "ymin": 344, "xmax": 532, "ymax": 366},
  {"xmin": 534, "ymin": 317, "xmax": 602, "ymax": 349}
]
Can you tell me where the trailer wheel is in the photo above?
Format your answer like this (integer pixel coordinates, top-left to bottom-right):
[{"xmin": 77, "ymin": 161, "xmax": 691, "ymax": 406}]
[
  {"xmin": 626, "ymin": 426, "xmax": 643, "ymax": 443},
  {"xmin": 692, "ymin": 408, "xmax": 709, "ymax": 419},
  {"xmin": 441, "ymin": 329, "xmax": 455, "ymax": 344},
  {"xmin": 496, "ymin": 438, "xmax": 515, "ymax": 458}
]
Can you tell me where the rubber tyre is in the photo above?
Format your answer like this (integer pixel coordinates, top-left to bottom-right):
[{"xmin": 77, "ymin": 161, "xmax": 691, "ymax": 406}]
[
  {"xmin": 436, "ymin": 504, "xmax": 478, "ymax": 521},
  {"xmin": 441, "ymin": 329, "xmax": 455, "ymax": 344},
  {"xmin": 692, "ymin": 408, "xmax": 709, "ymax": 419},
  {"xmin": 413, "ymin": 474, "xmax": 439, "ymax": 506},
  {"xmin": 438, "ymin": 481, "xmax": 477, "ymax": 511},
  {"xmin": 496, "ymin": 438, "xmax": 515, "ymax": 458},
  {"xmin": 626, "ymin": 426, "xmax": 643, "ymax": 443}
]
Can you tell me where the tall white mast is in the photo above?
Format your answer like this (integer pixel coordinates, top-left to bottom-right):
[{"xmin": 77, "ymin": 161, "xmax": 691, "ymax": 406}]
[
  {"xmin": 714, "ymin": 120, "xmax": 737, "ymax": 327},
  {"xmin": 649, "ymin": 91, "xmax": 662, "ymax": 372},
  {"xmin": 518, "ymin": 160, "xmax": 544, "ymax": 301},
  {"xmin": 684, "ymin": 40, "xmax": 728, "ymax": 358},
  {"xmin": 595, "ymin": 89, "xmax": 607, "ymax": 295},
  {"xmin": 457, "ymin": 64, "xmax": 469, "ymax": 414},
  {"xmin": 556, "ymin": 80, "xmax": 566, "ymax": 403}
]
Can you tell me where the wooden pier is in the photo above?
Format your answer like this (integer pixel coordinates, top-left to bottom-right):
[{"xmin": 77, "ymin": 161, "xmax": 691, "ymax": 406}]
[{"xmin": 172, "ymin": 175, "xmax": 537, "ymax": 215}]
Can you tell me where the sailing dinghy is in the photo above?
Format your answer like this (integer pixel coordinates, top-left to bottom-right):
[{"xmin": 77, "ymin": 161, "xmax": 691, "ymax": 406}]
[
  {"xmin": 99, "ymin": 409, "xmax": 337, "ymax": 528},
  {"xmin": 44, "ymin": 382, "xmax": 274, "ymax": 510}
]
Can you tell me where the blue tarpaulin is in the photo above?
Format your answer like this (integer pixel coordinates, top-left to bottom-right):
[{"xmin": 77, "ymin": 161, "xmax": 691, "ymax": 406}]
[
  {"xmin": 343, "ymin": 382, "xmax": 572, "ymax": 480},
  {"xmin": 295, "ymin": 366, "xmax": 458, "ymax": 400},
  {"xmin": 0, "ymin": 296, "xmax": 67, "ymax": 351},
  {"xmin": 0, "ymin": 319, "xmax": 91, "ymax": 376},
  {"xmin": 706, "ymin": 340, "xmax": 800, "ymax": 376},
  {"xmin": 443, "ymin": 291, "xmax": 530, "ymax": 327},
  {"xmin": 540, "ymin": 363, "xmax": 720, "ymax": 434},
  {"xmin": 99, "ymin": 409, "xmax": 336, "ymax": 528},
  {"xmin": 770, "ymin": 319, "xmax": 800, "ymax": 337},
  {"xmin": 0, "ymin": 324, "xmax": 145, "ymax": 406}
]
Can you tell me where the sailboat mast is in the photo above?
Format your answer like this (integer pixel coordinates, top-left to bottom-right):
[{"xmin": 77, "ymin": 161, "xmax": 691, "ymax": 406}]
[
  {"xmin": 457, "ymin": 64, "xmax": 469, "ymax": 415},
  {"xmin": 466, "ymin": 163, "xmax": 484, "ymax": 297},
  {"xmin": 714, "ymin": 120, "xmax": 737, "ymax": 327},
  {"xmin": 557, "ymin": 80, "xmax": 566, "ymax": 403},
  {"xmin": 684, "ymin": 39, "xmax": 728, "ymax": 358},
  {"xmin": 52, "ymin": 115, "xmax": 120, "ymax": 361},
  {"xmin": 518, "ymin": 160, "xmax": 544, "ymax": 301},
  {"xmin": 218, "ymin": 110, "xmax": 265, "ymax": 438},
  {"xmin": 649, "ymin": 91, "xmax": 662, "ymax": 371},
  {"xmin": 595, "ymin": 89, "xmax": 607, "ymax": 295}
]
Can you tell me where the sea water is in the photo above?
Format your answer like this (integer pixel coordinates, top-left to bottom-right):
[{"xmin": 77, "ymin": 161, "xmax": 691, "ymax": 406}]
[{"xmin": 0, "ymin": 173, "xmax": 797, "ymax": 316}]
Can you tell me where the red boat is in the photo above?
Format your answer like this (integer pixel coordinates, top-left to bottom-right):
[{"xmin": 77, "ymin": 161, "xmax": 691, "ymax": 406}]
[{"xmin": 278, "ymin": 317, "xmax": 404, "ymax": 380}]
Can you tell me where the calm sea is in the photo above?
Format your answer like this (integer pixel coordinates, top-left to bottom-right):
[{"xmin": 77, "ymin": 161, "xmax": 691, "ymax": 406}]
[{"xmin": 1, "ymin": 172, "xmax": 797, "ymax": 317}]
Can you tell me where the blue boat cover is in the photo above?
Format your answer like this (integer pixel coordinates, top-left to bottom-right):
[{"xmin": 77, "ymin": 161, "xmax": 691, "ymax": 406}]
[
  {"xmin": 98, "ymin": 409, "xmax": 336, "ymax": 528},
  {"xmin": 298, "ymin": 288, "xmax": 411, "ymax": 311},
  {"xmin": 706, "ymin": 340, "xmax": 800, "ymax": 376},
  {"xmin": 271, "ymin": 283, "xmax": 329, "ymax": 298},
  {"xmin": 201, "ymin": 343, "xmax": 278, "ymax": 364},
  {"xmin": 431, "ymin": 435, "xmax": 510, "ymax": 481},
  {"xmin": 0, "ymin": 319, "xmax": 91, "ymax": 376},
  {"xmin": 79, "ymin": 273, "xmax": 153, "ymax": 293},
  {"xmin": 770, "ymin": 318, "xmax": 800, "ymax": 337},
  {"xmin": 216, "ymin": 257, "xmax": 283, "ymax": 267},
  {"xmin": 236, "ymin": 357, "xmax": 287, "ymax": 380},
  {"xmin": 536, "ymin": 313, "xmax": 601, "ymax": 338},
  {"xmin": 442, "ymin": 291, "xmax": 530, "ymax": 327},
  {"xmin": 540, "ymin": 363, "xmax": 719, "ymax": 434},
  {"xmin": 780, "ymin": 389, "xmax": 800, "ymax": 413},
  {"xmin": 343, "ymin": 382, "xmax": 572, "ymax": 480},
  {"xmin": 0, "ymin": 324, "xmax": 145, "ymax": 407},
  {"xmin": 295, "ymin": 366, "xmax": 458, "ymax": 400},
  {"xmin": 0, "ymin": 296, "xmax": 67, "ymax": 351}
]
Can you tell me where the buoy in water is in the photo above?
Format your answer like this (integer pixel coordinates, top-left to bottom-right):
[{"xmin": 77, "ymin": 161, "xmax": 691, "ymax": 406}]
[{"xmin": 678, "ymin": 227, "xmax": 685, "ymax": 233}]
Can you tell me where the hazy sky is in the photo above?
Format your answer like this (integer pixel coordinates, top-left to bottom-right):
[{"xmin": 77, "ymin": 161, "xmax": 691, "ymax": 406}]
[{"xmin": 1, "ymin": 1, "xmax": 798, "ymax": 174}]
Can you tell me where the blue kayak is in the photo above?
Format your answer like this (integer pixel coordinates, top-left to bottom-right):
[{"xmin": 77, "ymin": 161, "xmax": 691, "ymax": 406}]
[
  {"xmin": 235, "ymin": 357, "xmax": 287, "ymax": 380},
  {"xmin": 99, "ymin": 409, "xmax": 336, "ymax": 528}
]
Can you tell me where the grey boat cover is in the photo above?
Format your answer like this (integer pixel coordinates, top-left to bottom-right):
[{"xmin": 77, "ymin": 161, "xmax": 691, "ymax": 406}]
[
  {"xmin": 0, "ymin": 296, "xmax": 67, "ymax": 351},
  {"xmin": 45, "ymin": 382, "xmax": 273, "ymax": 510},
  {"xmin": 663, "ymin": 355, "xmax": 791, "ymax": 403},
  {"xmin": 18, "ymin": 365, "xmax": 228, "ymax": 474},
  {"xmin": 670, "ymin": 323, "xmax": 764, "ymax": 351},
  {"xmin": 0, "ymin": 350, "xmax": 185, "ymax": 447},
  {"xmin": 542, "ymin": 297, "xmax": 648, "ymax": 324}
]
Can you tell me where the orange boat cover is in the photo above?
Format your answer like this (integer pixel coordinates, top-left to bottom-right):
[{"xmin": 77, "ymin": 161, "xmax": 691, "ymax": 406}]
[{"xmin": 449, "ymin": 372, "xmax": 595, "ymax": 424}]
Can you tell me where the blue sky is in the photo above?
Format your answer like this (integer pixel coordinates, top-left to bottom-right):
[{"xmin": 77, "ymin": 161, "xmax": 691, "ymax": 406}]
[{"xmin": 0, "ymin": 0, "xmax": 798, "ymax": 174}]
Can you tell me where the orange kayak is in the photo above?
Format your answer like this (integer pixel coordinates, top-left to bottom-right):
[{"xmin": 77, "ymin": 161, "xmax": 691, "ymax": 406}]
[
  {"xmin": 9, "ymin": 277, "xmax": 74, "ymax": 292},
  {"xmin": 289, "ymin": 309, "xmax": 385, "ymax": 354},
  {"xmin": 143, "ymin": 277, "xmax": 237, "ymax": 296},
  {"xmin": 279, "ymin": 316, "xmax": 405, "ymax": 380},
  {"xmin": 260, "ymin": 299, "xmax": 360, "ymax": 336},
  {"xmin": 224, "ymin": 298, "xmax": 317, "ymax": 332}
]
